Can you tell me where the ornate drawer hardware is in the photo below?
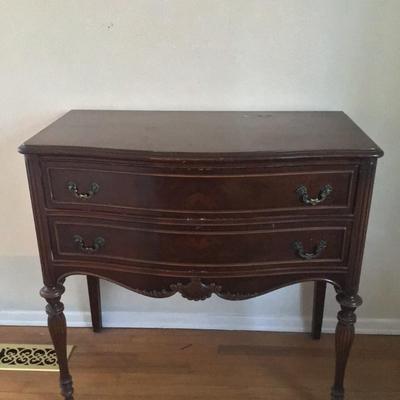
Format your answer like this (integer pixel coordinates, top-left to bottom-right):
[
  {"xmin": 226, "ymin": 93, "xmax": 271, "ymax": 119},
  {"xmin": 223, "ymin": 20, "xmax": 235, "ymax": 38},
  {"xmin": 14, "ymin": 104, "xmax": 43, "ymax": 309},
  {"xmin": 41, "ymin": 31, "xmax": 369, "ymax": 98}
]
[
  {"xmin": 73, "ymin": 235, "xmax": 105, "ymax": 254},
  {"xmin": 296, "ymin": 184, "xmax": 333, "ymax": 206},
  {"xmin": 67, "ymin": 181, "xmax": 99, "ymax": 200},
  {"xmin": 292, "ymin": 239, "xmax": 327, "ymax": 260}
]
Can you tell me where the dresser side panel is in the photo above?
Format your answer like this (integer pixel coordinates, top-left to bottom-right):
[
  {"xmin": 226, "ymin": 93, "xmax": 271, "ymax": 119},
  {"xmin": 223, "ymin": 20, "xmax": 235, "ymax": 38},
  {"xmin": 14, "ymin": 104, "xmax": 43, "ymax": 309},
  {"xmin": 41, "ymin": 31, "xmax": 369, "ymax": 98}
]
[
  {"xmin": 346, "ymin": 158, "xmax": 378, "ymax": 293},
  {"xmin": 24, "ymin": 154, "xmax": 56, "ymax": 286}
]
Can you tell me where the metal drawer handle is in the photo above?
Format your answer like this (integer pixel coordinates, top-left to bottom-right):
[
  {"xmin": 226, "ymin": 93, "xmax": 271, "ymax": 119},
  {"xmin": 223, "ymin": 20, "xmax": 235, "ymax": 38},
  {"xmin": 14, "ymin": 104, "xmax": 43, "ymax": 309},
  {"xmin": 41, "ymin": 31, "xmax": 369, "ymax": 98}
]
[
  {"xmin": 296, "ymin": 184, "xmax": 333, "ymax": 206},
  {"xmin": 67, "ymin": 181, "xmax": 99, "ymax": 200},
  {"xmin": 73, "ymin": 235, "xmax": 105, "ymax": 254},
  {"xmin": 293, "ymin": 240, "xmax": 327, "ymax": 260}
]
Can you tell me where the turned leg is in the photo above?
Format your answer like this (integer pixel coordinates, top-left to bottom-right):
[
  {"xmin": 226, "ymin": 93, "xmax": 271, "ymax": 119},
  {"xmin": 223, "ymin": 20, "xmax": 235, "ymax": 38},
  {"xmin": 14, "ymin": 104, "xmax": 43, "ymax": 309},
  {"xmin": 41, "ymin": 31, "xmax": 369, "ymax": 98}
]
[
  {"xmin": 87, "ymin": 276, "xmax": 103, "ymax": 332},
  {"xmin": 331, "ymin": 292, "xmax": 362, "ymax": 400},
  {"xmin": 311, "ymin": 281, "xmax": 326, "ymax": 340},
  {"xmin": 40, "ymin": 284, "xmax": 74, "ymax": 400}
]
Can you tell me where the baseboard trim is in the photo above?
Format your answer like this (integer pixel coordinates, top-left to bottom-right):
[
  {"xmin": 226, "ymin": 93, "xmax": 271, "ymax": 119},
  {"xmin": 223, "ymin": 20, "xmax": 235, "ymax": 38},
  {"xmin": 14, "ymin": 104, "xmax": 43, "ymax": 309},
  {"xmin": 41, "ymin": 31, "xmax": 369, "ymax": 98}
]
[{"xmin": 1, "ymin": 311, "xmax": 399, "ymax": 335}]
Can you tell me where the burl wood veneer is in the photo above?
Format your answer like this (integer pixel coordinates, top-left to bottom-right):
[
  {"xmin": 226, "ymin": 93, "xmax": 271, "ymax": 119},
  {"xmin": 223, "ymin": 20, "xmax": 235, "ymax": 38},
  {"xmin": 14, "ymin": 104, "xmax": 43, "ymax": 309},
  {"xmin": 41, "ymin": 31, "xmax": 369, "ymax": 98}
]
[{"xmin": 19, "ymin": 110, "xmax": 383, "ymax": 399}]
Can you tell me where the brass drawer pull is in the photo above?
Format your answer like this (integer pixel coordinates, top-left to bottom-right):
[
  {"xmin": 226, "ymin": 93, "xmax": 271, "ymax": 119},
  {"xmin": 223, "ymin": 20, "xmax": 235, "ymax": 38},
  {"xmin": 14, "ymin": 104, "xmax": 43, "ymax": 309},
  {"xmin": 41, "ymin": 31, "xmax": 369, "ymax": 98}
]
[
  {"xmin": 67, "ymin": 182, "xmax": 99, "ymax": 200},
  {"xmin": 73, "ymin": 235, "xmax": 105, "ymax": 254},
  {"xmin": 293, "ymin": 240, "xmax": 327, "ymax": 260},
  {"xmin": 296, "ymin": 184, "xmax": 333, "ymax": 206}
]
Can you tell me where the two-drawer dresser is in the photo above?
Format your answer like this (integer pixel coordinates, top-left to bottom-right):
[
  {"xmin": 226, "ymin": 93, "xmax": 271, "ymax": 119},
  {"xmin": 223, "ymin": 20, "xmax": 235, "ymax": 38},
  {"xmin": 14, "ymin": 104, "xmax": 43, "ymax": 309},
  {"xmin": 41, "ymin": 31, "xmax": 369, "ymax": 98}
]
[{"xmin": 19, "ymin": 110, "xmax": 383, "ymax": 400}]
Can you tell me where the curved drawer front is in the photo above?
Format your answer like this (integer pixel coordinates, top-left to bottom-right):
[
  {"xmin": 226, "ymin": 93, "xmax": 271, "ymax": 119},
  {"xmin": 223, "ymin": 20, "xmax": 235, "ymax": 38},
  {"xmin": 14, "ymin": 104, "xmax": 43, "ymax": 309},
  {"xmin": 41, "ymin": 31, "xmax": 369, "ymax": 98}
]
[
  {"xmin": 49, "ymin": 217, "xmax": 351, "ymax": 274},
  {"xmin": 44, "ymin": 161, "xmax": 358, "ymax": 217}
]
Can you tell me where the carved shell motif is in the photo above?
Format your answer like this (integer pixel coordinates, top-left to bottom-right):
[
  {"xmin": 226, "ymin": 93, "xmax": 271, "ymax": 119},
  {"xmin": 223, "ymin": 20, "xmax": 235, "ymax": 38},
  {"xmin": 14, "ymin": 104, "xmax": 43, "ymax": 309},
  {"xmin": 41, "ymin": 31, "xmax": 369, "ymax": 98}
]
[
  {"xmin": 134, "ymin": 277, "xmax": 260, "ymax": 301},
  {"xmin": 170, "ymin": 278, "xmax": 222, "ymax": 301}
]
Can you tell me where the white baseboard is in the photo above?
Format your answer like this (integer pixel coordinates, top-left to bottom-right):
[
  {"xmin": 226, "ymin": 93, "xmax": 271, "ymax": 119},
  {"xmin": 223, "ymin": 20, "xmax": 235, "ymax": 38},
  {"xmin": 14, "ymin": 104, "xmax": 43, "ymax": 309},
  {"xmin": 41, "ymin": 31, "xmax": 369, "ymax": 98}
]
[{"xmin": 1, "ymin": 310, "xmax": 399, "ymax": 335}]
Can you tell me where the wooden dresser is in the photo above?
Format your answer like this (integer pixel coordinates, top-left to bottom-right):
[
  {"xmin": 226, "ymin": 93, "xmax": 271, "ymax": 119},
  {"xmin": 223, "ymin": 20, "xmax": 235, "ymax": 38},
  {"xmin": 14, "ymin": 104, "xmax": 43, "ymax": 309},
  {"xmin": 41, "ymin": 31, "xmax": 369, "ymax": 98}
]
[{"xmin": 19, "ymin": 110, "xmax": 383, "ymax": 400}]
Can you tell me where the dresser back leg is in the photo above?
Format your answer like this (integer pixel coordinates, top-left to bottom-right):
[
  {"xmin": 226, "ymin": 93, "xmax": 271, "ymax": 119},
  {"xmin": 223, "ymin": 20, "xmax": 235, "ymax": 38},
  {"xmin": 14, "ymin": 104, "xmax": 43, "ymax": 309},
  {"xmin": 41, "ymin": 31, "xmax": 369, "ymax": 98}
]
[
  {"xmin": 331, "ymin": 292, "xmax": 362, "ymax": 400},
  {"xmin": 311, "ymin": 281, "xmax": 327, "ymax": 339},
  {"xmin": 87, "ymin": 276, "xmax": 103, "ymax": 332},
  {"xmin": 40, "ymin": 284, "xmax": 74, "ymax": 400}
]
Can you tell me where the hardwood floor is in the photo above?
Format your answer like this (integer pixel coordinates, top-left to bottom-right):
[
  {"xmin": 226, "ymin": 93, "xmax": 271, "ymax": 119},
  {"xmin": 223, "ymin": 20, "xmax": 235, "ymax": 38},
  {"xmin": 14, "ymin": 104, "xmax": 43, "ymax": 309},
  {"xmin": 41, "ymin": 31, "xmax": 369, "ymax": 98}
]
[{"xmin": 0, "ymin": 327, "xmax": 399, "ymax": 399}]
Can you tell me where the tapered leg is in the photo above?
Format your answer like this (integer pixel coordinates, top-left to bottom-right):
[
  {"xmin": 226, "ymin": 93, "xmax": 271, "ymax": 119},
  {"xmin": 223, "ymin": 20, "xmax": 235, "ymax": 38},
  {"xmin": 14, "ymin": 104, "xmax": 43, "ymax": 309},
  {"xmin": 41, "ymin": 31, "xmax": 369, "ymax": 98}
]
[
  {"xmin": 40, "ymin": 284, "xmax": 74, "ymax": 400},
  {"xmin": 331, "ymin": 292, "xmax": 362, "ymax": 400},
  {"xmin": 311, "ymin": 281, "xmax": 326, "ymax": 340},
  {"xmin": 87, "ymin": 276, "xmax": 103, "ymax": 332}
]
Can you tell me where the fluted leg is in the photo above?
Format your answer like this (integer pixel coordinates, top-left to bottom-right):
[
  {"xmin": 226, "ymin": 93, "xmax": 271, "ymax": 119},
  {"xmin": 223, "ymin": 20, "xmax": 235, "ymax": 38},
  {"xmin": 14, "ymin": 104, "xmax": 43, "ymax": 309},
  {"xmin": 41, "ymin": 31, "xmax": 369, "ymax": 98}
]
[
  {"xmin": 331, "ymin": 292, "xmax": 362, "ymax": 400},
  {"xmin": 40, "ymin": 284, "xmax": 74, "ymax": 400}
]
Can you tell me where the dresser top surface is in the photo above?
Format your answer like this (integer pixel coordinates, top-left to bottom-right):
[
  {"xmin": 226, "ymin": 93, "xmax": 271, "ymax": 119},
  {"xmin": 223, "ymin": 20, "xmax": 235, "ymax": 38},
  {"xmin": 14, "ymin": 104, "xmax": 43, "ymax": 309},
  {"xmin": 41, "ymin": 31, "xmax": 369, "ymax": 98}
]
[{"xmin": 19, "ymin": 110, "xmax": 382, "ymax": 160}]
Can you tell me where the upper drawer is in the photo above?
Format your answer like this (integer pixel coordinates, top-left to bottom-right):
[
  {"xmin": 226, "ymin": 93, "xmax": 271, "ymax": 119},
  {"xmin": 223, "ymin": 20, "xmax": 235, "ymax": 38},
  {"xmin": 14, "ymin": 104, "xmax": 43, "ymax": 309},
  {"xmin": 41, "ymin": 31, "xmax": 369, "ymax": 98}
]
[{"xmin": 42, "ymin": 160, "xmax": 359, "ymax": 218}]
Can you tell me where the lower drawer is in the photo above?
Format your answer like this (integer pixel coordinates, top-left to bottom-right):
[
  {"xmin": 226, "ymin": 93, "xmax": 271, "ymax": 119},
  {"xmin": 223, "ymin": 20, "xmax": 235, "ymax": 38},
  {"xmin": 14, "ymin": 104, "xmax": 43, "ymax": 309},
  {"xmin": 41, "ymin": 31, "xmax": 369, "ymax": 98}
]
[{"xmin": 49, "ymin": 217, "xmax": 351, "ymax": 274}]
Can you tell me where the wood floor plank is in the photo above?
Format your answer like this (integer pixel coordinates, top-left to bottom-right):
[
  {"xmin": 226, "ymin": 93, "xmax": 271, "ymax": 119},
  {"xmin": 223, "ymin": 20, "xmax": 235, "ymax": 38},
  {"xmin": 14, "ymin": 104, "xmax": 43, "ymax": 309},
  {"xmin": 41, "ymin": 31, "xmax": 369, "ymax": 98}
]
[{"xmin": 0, "ymin": 327, "xmax": 399, "ymax": 399}]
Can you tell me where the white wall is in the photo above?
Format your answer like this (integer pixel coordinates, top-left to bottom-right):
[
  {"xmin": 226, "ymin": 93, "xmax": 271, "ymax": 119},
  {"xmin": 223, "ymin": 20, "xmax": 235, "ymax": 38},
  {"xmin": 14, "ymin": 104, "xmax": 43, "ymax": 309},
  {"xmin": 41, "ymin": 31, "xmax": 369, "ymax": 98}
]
[{"xmin": 1, "ymin": 0, "xmax": 399, "ymax": 334}]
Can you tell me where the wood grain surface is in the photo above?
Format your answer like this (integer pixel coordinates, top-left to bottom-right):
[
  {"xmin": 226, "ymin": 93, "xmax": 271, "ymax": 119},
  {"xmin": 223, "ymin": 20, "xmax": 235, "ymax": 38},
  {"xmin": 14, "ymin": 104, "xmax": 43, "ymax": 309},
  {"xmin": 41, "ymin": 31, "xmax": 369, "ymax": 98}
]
[
  {"xmin": 19, "ymin": 111, "xmax": 383, "ymax": 160},
  {"xmin": 20, "ymin": 110, "xmax": 383, "ymax": 399},
  {"xmin": 0, "ymin": 327, "xmax": 398, "ymax": 400}
]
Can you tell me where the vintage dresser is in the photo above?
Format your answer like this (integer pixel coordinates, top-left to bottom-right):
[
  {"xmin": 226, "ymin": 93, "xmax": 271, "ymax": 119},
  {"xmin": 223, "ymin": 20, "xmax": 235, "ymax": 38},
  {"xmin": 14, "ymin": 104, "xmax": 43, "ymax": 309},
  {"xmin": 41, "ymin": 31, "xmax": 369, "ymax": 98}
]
[{"xmin": 19, "ymin": 110, "xmax": 383, "ymax": 399}]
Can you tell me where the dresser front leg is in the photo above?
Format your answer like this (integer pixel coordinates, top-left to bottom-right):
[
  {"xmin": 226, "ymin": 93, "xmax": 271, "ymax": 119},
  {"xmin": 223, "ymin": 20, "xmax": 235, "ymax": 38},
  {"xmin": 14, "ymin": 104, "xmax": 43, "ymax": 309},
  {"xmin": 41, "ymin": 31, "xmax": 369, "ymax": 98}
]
[
  {"xmin": 40, "ymin": 284, "xmax": 74, "ymax": 400},
  {"xmin": 331, "ymin": 292, "xmax": 362, "ymax": 400}
]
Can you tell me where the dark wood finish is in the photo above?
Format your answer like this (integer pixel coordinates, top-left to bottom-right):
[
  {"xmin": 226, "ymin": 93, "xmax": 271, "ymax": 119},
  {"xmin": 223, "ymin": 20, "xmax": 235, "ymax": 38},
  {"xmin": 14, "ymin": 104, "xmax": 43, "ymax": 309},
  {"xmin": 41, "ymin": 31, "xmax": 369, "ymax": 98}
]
[
  {"xmin": 331, "ymin": 293, "xmax": 363, "ymax": 400},
  {"xmin": 50, "ymin": 217, "xmax": 350, "ymax": 271},
  {"xmin": 19, "ymin": 110, "xmax": 382, "ymax": 159},
  {"xmin": 86, "ymin": 276, "xmax": 102, "ymax": 333},
  {"xmin": 44, "ymin": 161, "xmax": 358, "ymax": 217},
  {"xmin": 40, "ymin": 285, "xmax": 73, "ymax": 399},
  {"xmin": 312, "ymin": 280, "xmax": 327, "ymax": 339},
  {"xmin": 19, "ymin": 110, "xmax": 383, "ymax": 399}
]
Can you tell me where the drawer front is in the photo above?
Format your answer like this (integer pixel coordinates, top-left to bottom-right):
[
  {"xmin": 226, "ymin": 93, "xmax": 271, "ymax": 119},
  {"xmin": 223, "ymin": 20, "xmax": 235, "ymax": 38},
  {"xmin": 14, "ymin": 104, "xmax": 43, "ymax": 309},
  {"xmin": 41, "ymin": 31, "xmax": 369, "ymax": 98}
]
[
  {"xmin": 44, "ymin": 162, "xmax": 358, "ymax": 217},
  {"xmin": 49, "ymin": 217, "xmax": 351, "ymax": 275}
]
